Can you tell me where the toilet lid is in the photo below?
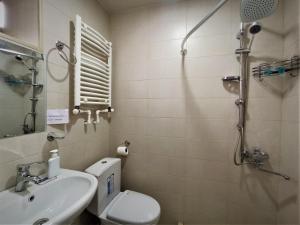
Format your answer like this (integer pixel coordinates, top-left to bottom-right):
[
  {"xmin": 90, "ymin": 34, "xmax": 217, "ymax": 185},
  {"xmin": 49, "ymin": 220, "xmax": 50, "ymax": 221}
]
[{"xmin": 107, "ymin": 190, "xmax": 160, "ymax": 225}]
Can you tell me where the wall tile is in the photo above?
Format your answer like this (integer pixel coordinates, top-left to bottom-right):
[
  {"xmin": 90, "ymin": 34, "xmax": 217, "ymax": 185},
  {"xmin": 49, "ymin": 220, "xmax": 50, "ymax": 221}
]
[
  {"xmin": 146, "ymin": 118, "xmax": 186, "ymax": 138},
  {"xmin": 109, "ymin": 0, "xmax": 299, "ymax": 224},
  {"xmin": 148, "ymin": 79, "xmax": 185, "ymax": 99},
  {"xmin": 148, "ymin": 99, "xmax": 186, "ymax": 118},
  {"xmin": 149, "ymin": 1, "xmax": 186, "ymax": 42}
]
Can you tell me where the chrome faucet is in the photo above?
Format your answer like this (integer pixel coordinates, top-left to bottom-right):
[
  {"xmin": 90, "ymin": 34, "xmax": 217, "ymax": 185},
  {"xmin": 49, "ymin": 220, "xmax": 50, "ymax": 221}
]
[{"xmin": 15, "ymin": 162, "xmax": 46, "ymax": 192}]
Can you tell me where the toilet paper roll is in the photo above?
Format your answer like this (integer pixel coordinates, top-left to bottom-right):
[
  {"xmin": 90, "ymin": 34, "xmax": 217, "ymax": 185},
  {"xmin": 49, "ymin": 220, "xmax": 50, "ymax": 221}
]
[{"xmin": 117, "ymin": 146, "xmax": 129, "ymax": 156}]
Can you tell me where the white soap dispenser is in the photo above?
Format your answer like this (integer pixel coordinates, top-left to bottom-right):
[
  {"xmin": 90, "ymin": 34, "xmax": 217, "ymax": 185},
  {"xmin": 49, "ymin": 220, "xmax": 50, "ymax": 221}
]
[{"xmin": 48, "ymin": 149, "xmax": 60, "ymax": 178}]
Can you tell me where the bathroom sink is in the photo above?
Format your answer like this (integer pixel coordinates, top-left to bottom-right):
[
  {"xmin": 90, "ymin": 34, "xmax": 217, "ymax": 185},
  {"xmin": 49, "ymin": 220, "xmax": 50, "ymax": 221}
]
[{"xmin": 0, "ymin": 169, "xmax": 97, "ymax": 225}]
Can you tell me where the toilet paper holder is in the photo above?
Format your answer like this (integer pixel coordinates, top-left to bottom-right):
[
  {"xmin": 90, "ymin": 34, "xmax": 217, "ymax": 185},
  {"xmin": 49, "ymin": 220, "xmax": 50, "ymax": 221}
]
[
  {"xmin": 124, "ymin": 140, "xmax": 130, "ymax": 147},
  {"xmin": 117, "ymin": 140, "xmax": 130, "ymax": 157}
]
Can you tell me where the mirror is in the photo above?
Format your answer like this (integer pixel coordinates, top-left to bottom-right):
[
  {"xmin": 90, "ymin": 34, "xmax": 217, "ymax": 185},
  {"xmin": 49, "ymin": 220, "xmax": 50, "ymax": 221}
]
[
  {"xmin": 0, "ymin": 0, "xmax": 41, "ymax": 50},
  {"xmin": 0, "ymin": 39, "xmax": 46, "ymax": 138}
]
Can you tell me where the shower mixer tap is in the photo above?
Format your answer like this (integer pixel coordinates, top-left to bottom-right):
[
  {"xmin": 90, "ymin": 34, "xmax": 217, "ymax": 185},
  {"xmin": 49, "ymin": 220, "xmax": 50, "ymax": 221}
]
[
  {"xmin": 245, "ymin": 148, "xmax": 269, "ymax": 165},
  {"xmin": 244, "ymin": 148, "xmax": 290, "ymax": 180}
]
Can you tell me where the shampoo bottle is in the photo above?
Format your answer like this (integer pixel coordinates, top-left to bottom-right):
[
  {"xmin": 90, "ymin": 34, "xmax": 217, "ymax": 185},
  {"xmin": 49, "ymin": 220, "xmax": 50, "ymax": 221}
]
[{"xmin": 48, "ymin": 149, "xmax": 60, "ymax": 178}]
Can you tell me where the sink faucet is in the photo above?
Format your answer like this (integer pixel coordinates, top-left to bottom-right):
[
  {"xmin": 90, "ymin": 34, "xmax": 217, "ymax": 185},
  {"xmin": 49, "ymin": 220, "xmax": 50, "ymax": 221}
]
[{"xmin": 15, "ymin": 162, "xmax": 46, "ymax": 192}]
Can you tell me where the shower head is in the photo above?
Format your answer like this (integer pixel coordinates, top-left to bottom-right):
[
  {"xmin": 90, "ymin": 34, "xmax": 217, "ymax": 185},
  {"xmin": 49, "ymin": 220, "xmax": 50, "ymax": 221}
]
[
  {"xmin": 249, "ymin": 22, "xmax": 262, "ymax": 34},
  {"xmin": 247, "ymin": 22, "xmax": 262, "ymax": 50},
  {"xmin": 240, "ymin": 0, "xmax": 279, "ymax": 23},
  {"xmin": 15, "ymin": 55, "xmax": 24, "ymax": 62},
  {"xmin": 15, "ymin": 55, "xmax": 34, "ymax": 71}
]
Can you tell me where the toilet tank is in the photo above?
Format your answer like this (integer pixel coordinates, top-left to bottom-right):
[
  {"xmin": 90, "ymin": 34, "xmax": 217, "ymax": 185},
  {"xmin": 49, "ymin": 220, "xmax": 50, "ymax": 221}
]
[{"xmin": 85, "ymin": 158, "xmax": 121, "ymax": 216}]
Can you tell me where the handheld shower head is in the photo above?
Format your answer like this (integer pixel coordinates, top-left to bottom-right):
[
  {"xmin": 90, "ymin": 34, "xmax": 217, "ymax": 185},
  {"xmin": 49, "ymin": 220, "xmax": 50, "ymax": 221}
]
[
  {"xmin": 249, "ymin": 22, "xmax": 262, "ymax": 34},
  {"xmin": 248, "ymin": 22, "xmax": 262, "ymax": 51},
  {"xmin": 240, "ymin": 0, "xmax": 279, "ymax": 23}
]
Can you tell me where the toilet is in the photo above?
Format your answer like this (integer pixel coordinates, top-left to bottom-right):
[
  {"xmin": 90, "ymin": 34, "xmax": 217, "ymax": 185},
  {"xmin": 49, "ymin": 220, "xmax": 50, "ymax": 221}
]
[{"xmin": 85, "ymin": 158, "xmax": 161, "ymax": 225}]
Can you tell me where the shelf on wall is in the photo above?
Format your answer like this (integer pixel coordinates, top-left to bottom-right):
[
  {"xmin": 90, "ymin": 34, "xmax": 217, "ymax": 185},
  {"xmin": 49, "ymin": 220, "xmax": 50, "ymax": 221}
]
[{"xmin": 252, "ymin": 56, "xmax": 299, "ymax": 80}]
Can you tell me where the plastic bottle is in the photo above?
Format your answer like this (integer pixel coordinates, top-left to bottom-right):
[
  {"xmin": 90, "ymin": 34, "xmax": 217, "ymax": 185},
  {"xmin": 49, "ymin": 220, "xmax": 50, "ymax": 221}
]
[{"xmin": 48, "ymin": 149, "xmax": 60, "ymax": 178}]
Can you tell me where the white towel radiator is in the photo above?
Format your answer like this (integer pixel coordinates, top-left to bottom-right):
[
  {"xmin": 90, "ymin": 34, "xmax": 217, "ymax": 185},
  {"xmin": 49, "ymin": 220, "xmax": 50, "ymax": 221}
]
[{"xmin": 74, "ymin": 15, "xmax": 112, "ymax": 110}]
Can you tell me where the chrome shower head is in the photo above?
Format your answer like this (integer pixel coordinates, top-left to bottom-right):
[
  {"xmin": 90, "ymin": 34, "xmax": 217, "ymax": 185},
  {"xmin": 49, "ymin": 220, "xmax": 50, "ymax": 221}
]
[
  {"xmin": 249, "ymin": 21, "xmax": 262, "ymax": 34},
  {"xmin": 240, "ymin": 0, "xmax": 279, "ymax": 23},
  {"xmin": 15, "ymin": 55, "xmax": 24, "ymax": 61},
  {"xmin": 15, "ymin": 55, "xmax": 34, "ymax": 71},
  {"xmin": 247, "ymin": 22, "xmax": 262, "ymax": 50}
]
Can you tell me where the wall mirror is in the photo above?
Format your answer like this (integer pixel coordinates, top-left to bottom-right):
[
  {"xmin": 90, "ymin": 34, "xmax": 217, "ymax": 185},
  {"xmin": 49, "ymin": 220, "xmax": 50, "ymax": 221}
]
[
  {"xmin": 0, "ymin": 0, "xmax": 41, "ymax": 51},
  {"xmin": 0, "ymin": 39, "xmax": 46, "ymax": 138}
]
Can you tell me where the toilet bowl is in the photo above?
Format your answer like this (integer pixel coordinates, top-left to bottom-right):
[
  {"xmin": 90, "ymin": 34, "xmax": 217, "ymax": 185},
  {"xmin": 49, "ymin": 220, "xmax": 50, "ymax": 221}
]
[
  {"xmin": 85, "ymin": 158, "xmax": 160, "ymax": 225},
  {"xmin": 100, "ymin": 190, "xmax": 160, "ymax": 225}
]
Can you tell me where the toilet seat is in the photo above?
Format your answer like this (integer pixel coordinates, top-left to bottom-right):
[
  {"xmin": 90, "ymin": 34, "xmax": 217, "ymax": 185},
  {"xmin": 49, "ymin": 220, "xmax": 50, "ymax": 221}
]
[{"xmin": 105, "ymin": 190, "xmax": 160, "ymax": 225}]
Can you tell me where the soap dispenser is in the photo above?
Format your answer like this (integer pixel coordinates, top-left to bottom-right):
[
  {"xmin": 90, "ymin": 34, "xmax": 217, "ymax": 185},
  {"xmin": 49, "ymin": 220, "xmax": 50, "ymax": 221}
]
[{"xmin": 48, "ymin": 149, "xmax": 60, "ymax": 178}]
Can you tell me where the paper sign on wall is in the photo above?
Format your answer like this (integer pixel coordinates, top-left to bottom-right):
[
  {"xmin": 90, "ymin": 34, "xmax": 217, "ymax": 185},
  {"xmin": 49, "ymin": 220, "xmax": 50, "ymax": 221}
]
[{"xmin": 47, "ymin": 109, "xmax": 69, "ymax": 124}]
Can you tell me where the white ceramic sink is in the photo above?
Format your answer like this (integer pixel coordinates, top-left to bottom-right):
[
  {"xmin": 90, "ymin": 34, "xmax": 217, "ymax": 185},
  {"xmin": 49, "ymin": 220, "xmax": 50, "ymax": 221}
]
[{"xmin": 0, "ymin": 169, "xmax": 97, "ymax": 225}]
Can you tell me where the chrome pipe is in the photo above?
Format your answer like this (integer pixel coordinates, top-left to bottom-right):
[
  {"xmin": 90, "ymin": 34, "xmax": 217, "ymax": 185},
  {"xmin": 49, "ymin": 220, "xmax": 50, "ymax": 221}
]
[
  {"xmin": 236, "ymin": 23, "xmax": 250, "ymax": 162},
  {"xmin": 31, "ymin": 58, "xmax": 39, "ymax": 133},
  {"xmin": 257, "ymin": 167, "xmax": 290, "ymax": 180},
  {"xmin": 181, "ymin": 0, "xmax": 229, "ymax": 55}
]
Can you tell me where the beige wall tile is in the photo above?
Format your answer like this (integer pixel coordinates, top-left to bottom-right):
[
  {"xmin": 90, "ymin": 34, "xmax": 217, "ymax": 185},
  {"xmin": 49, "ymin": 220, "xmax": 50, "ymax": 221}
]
[
  {"xmin": 127, "ymin": 81, "xmax": 148, "ymax": 99},
  {"xmin": 146, "ymin": 117, "xmax": 186, "ymax": 138},
  {"xmin": 186, "ymin": 118, "xmax": 234, "ymax": 140},
  {"xmin": 184, "ymin": 77, "xmax": 235, "ymax": 99},
  {"xmin": 278, "ymin": 1, "xmax": 299, "ymax": 223},
  {"xmin": 183, "ymin": 55, "xmax": 238, "ymax": 78},
  {"xmin": 148, "ymin": 99, "xmax": 186, "ymax": 118},
  {"xmin": 111, "ymin": 116, "xmax": 147, "ymax": 136},
  {"xmin": 187, "ymin": 0, "xmax": 232, "ymax": 38},
  {"xmin": 278, "ymin": 180, "xmax": 299, "ymax": 224},
  {"xmin": 227, "ymin": 202, "xmax": 277, "ymax": 224},
  {"xmin": 147, "ymin": 58, "xmax": 184, "ymax": 80},
  {"xmin": 149, "ymin": 39, "xmax": 183, "ymax": 60},
  {"xmin": 149, "ymin": 1, "xmax": 186, "ymax": 42},
  {"xmin": 186, "ymin": 139, "xmax": 229, "ymax": 161},
  {"xmin": 187, "ymin": 34, "xmax": 233, "ymax": 57},
  {"xmin": 146, "ymin": 136, "xmax": 185, "ymax": 157},
  {"xmin": 109, "ymin": 0, "xmax": 298, "ymax": 224},
  {"xmin": 148, "ymin": 79, "xmax": 185, "ymax": 99},
  {"xmin": 247, "ymin": 97, "xmax": 282, "ymax": 121},
  {"xmin": 122, "ymin": 99, "xmax": 148, "ymax": 117},
  {"xmin": 186, "ymin": 98, "xmax": 236, "ymax": 119}
]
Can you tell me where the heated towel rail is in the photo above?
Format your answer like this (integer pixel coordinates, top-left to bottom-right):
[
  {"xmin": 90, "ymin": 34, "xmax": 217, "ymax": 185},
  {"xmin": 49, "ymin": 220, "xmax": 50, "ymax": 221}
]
[{"xmin": 74, "ymin": 15, "xmax": 112, "ymax": 110}]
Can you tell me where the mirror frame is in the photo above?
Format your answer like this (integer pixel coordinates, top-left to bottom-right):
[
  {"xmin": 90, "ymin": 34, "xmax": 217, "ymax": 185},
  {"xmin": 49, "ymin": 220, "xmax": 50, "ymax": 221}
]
[{"xmin": 0, "ymin": 0, "xmax": 43, "ymax": 53}]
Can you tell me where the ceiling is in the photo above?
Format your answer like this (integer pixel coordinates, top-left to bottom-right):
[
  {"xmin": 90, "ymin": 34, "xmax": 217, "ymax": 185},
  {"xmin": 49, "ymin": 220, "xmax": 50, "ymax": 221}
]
[{"xmin": 98, "ymin": 0, "xmax": 179, "ymax": 14}]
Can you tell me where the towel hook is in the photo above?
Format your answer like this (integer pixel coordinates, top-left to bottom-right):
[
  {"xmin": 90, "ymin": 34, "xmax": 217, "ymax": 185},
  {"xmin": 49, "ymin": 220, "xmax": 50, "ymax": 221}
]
[{"xmin": 55, "ymin": 41, "xmax": 77, "ymax": 66}]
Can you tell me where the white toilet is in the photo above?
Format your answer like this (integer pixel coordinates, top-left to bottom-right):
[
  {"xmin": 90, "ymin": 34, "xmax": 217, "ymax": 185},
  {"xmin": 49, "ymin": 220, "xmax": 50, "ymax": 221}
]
[{"xmin": 85, "ymin": 158, "xmax": 161, "ymax": 225}]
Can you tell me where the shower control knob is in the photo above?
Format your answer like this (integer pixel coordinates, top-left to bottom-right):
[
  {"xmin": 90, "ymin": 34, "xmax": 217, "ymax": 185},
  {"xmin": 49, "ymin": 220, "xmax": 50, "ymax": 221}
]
[{"xmin": 250, "ymin": 148, "xmax": 269, "ymax": 165}]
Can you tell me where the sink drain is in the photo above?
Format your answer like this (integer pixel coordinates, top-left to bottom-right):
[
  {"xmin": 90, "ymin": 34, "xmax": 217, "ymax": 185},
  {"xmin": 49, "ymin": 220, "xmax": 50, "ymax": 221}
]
[{"xmin": 33, "ymin": 218, "xmax": 49, "ymax": 225}]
